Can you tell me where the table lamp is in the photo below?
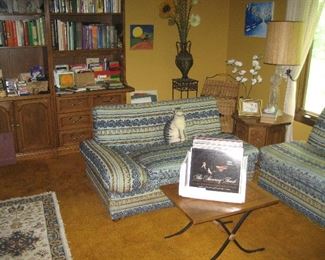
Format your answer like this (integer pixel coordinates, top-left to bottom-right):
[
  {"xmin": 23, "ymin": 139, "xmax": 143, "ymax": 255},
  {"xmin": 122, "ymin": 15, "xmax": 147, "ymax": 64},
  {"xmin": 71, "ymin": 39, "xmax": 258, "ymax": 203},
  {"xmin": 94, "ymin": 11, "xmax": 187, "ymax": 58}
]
[{"xmin": 263, "ymin": 21, "xmax": 303, "ymax": 114}]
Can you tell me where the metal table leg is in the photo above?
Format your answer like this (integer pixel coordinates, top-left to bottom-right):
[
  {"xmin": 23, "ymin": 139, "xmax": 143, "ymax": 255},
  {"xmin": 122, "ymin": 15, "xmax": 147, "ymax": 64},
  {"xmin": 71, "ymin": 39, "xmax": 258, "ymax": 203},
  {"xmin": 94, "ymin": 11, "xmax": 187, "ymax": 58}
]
[
  {"xmin": 211, "ymin": 210, "xmax": 265, "ymax": 259},
  {"xmin": 165, "ymin": 221, "xmax": 193, "ymax": 239}
]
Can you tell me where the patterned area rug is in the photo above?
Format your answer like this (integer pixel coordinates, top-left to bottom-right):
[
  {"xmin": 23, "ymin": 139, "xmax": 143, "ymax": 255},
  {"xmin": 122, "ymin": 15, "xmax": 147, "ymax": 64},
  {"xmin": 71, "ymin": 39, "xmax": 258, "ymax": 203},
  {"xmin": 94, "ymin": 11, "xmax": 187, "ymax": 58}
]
[{"xmin": 0, "ymin": 192, "xmax": 72, "ymax": 259}]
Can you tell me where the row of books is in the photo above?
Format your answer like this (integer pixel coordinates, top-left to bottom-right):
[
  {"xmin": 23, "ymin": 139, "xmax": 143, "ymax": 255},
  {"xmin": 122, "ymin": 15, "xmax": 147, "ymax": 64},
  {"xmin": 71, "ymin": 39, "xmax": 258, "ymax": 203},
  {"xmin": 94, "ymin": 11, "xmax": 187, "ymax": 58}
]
[
  {"xmin": 50, "ymin": 0, "xmax": 122, "ymax": 14},
  {"xmin": 0, "ymin": 18, "xmax": 45, "ymax": 47},
  {"xmin": 51, "ymin": 20, "xmax": 119, "ymax": 50},
  {"xmin": 0, "ymin": 0, "xmax": 43, "ymax": 14}
]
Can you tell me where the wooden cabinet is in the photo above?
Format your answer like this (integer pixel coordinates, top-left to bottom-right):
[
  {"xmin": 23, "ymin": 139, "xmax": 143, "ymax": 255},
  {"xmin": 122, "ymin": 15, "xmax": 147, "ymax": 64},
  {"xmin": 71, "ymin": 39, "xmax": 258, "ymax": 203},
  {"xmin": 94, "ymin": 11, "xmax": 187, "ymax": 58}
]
[
  {"xmin": 0, "ymin": 96, "xmax": 54, "ymax": 154},
  {"xmin": 234, "ymin": 114, "xmax": 293, "ymax": 148},
  {"xmin": 0, "ymin": 0, "xmax": 133, "ymax": 158},
  {"xmin": 56, "ymin": 89, "xmax": 128, "ymax": 147}
]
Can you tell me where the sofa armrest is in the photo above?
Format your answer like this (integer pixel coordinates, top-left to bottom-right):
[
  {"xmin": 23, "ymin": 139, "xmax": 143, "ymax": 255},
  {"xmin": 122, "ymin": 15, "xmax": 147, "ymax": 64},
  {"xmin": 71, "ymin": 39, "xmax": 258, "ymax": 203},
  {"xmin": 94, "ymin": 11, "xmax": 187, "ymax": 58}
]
[{"xmin": 80, "ymin": 140, "xmax": 148, "ymax": 193}]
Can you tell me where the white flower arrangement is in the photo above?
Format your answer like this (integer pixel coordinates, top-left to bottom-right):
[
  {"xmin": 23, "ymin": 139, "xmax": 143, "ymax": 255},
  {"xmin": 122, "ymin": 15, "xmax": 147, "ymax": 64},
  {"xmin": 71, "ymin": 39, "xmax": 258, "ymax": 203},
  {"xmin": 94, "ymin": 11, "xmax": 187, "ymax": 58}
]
[{"xmin": 226, "ymin": 55, "xmax": 263, "ymax": 98}]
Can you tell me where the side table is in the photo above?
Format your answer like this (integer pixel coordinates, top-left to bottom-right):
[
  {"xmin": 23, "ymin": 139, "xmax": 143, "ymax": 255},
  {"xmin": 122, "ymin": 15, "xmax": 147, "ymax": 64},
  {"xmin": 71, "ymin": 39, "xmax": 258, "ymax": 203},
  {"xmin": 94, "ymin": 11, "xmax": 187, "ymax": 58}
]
[
  {"xmin": 172, "ymin": 78, "xmax": 198, "ymax": 99},
  {"xmin": 161, "ymin": 182, "xmax": 279, "ymax": 259},
  {"xmin": 234, "ymin": 113, "xmax": 293, "ymax": 148}
]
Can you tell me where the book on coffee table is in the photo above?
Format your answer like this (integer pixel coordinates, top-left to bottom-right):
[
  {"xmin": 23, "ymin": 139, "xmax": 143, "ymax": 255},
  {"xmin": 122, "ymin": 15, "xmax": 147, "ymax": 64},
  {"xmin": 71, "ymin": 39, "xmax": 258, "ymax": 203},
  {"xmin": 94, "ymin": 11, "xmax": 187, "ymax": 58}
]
[{"xmin": 179, "ymin": 137, "xmax": 247, "ymax": 203}]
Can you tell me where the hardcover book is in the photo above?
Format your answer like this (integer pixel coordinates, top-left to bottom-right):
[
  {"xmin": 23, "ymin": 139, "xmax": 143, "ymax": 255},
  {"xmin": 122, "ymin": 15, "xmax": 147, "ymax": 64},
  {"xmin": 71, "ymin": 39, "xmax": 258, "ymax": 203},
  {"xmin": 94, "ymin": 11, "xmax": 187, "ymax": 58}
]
[{"xmin": 179, "ymin": 137, "xmax": 247, "ymax": 203}]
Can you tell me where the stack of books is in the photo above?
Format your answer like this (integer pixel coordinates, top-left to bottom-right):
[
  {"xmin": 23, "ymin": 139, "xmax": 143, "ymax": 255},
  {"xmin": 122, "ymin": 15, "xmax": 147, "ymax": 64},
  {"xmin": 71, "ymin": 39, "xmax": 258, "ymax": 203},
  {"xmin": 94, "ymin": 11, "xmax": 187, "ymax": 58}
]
[{"xmin": 260, "ymin": 112, "xmax": 278, "ymax": 123}]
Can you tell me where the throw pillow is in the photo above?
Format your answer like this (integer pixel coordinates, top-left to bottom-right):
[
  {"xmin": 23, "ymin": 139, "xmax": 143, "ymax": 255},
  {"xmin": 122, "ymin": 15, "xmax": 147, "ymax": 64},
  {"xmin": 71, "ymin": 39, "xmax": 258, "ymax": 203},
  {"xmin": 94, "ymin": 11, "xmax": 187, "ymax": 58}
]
[{"xmin": 164, "ymin": 107, "xmax": 186, "ymax": 144}]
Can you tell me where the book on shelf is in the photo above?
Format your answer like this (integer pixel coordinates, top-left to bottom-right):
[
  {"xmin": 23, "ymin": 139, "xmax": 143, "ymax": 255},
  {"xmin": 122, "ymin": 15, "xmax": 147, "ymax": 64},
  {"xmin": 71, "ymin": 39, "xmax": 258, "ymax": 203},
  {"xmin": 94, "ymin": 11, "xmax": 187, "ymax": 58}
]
[
  {"xmin": 0, "ymin": 18, "xmax": 45, "ymax": 47},
  {"xmin": 179, "ymin": 137, "xmax": 248, "ymax": 203},
  {"xmin": 50, "ymin": 0, "xmax": 122, "ymax": 14},
  {"xmin": 51, "ymin": 20, "xmax": 118, "ymax": 50},
  {"xmin": 0, "ymin": 0, "xmax": 13, "ymax": 13}
]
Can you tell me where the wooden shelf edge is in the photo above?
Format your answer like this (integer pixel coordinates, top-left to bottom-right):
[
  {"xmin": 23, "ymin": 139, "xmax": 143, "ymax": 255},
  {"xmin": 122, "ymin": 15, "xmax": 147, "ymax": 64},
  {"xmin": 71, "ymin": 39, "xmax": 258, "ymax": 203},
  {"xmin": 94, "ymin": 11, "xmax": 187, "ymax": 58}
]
[{"xmin": 52, "ymin": 48, "xmax": 123, "ymax": 57}]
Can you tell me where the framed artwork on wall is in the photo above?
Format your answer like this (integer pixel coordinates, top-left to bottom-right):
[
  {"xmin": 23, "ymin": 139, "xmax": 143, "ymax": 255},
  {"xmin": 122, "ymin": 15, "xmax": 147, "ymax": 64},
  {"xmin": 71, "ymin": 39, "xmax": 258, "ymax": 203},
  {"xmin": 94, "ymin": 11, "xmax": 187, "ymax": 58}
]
[
  {"xmin": 130, "ymin": 24, "xmax": 154, "ymax": 50},
  {"xmin": 238, "ymin": 98, "xmax": 262, "ymax": 117},
  {"xmin": 244, "ymin": 2, "xmax": 274, "ymax": 38}
]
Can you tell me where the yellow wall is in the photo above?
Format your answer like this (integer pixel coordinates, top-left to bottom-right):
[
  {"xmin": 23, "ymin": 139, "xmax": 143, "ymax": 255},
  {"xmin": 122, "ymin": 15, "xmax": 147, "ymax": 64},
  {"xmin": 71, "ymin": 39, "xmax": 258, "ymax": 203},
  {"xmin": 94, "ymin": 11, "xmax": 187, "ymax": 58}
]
[
  {"xmin": 125, "ymin": 0, "xmax": 230, "ymax": 101},
  {"xmin": 227, "ymin": 0, "xmax": 312, "ymax": 140},
  {"xmin": 227, "ymin": 0, "xmax": 287, "ymax": 103},
  {"xmin": 125, "ymin": 0, "xmax": 312, "ymax": 140}
]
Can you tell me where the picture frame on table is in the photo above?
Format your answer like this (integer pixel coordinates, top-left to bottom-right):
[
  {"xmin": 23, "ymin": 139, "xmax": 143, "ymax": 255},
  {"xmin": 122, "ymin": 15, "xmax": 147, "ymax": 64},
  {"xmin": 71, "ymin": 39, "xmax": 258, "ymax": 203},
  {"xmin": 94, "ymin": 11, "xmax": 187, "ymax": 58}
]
[{"xmin": 238, "ymin": 98, "xmax": 262, "ymax": 117}]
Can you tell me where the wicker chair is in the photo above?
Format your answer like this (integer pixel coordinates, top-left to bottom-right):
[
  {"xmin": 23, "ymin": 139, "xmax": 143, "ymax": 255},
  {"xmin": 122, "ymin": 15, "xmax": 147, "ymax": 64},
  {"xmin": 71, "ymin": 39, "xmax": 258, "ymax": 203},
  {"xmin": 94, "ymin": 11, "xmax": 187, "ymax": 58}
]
[{"xmin": 201, "ymin": 74, "xmax": 240, "ymax": 133}]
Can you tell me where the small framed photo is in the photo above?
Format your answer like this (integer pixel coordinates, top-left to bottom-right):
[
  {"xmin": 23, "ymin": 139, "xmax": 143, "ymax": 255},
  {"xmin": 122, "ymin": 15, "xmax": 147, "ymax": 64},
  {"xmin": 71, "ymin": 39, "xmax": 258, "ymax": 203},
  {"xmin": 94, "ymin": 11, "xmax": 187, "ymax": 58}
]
[{"xmin": 238, "ymin": 98, "xmax": 262, "ymax": 117}]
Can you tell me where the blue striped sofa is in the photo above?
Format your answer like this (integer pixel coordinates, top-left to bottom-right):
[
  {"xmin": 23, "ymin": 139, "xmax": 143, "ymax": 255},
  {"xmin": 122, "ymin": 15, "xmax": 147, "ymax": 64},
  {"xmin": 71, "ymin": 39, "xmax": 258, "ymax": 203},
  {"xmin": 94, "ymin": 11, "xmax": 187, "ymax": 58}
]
[
  {"xmin": 258, "ymin": 108, "xmax": 325, "ymax": 226},
  {"xmin": 80, "ymin": 96, "xmax": 259, "ymax": 220}
]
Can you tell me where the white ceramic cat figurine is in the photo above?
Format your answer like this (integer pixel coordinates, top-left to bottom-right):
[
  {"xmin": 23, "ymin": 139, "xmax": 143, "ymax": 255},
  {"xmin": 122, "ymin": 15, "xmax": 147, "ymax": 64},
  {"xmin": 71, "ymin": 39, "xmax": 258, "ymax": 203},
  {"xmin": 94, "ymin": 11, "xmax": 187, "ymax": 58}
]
[{"xmin": 164, "ymin": 108, "xmax": 186, "ymax": 144}]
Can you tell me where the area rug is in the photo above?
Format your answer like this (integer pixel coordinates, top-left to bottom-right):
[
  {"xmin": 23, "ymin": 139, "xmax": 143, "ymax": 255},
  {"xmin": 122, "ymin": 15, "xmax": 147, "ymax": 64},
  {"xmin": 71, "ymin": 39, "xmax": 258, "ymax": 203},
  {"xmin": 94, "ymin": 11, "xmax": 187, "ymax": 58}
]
[{"xmin": 0, "ymin": 192, "xmax": 72, "ymax": 259}]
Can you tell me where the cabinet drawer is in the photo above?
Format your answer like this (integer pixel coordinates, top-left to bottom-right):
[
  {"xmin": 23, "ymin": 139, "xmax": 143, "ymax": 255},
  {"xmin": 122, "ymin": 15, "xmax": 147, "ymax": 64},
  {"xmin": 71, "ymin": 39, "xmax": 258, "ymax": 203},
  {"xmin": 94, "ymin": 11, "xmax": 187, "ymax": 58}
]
[
  {"xmin": 93, "ymin": 94, "xmax": 123, "ymax": 106},
  {"xmin": 57, "ymin": 112, "xmax": 92, "ymax": 130},
  {"xmin": 248, "ymin": 127, "xmax": 266, "ymax": 148},
  {"xmin": 57, "ymin": 96, "xmax": 91, "ymax": 113},
  {"xmin": 59, "ymin": 129, "xmax": 92, "ymax": 146}
]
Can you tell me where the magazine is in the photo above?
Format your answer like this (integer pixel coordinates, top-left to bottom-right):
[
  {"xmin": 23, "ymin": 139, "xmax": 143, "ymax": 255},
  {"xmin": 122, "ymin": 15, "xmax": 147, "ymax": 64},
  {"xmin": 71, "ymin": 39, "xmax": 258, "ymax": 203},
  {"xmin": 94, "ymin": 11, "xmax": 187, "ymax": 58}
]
[{"xmin": 179, "ymin": 137, "xmax": 247, "ymax": 203}]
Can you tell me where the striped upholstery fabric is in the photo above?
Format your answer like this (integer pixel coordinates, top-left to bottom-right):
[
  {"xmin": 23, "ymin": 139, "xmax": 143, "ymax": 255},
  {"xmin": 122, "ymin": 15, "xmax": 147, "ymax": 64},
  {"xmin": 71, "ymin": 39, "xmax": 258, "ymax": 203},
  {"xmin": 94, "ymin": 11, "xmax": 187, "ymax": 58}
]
[
  {"xmin": 307, "ymin": 107, "xmax": 325, "ymax": 151},
  {"xmin": 259, "ymin": 141, "xmax": 325, "ymax": 226},
  {"xmin": 80, "ymin": 96, "xmax": 260, "ymax": 220},
  {"xmin": 80, "ymin": 140, "xmax": 148, "ymax": 193},
  {"xmin": 92, "ymin": 96, "xmax": 221, "ymax": 150},
  {"xmin": 86, "ymin": 166, "xmax": 173, "ymax": 220}
]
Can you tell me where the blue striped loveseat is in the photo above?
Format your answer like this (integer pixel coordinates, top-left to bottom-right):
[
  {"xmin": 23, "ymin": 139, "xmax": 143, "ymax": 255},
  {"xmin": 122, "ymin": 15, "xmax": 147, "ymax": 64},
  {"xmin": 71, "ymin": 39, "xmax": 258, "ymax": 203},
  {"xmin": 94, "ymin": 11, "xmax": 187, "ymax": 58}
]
[
  {"xmin": 258, "ymin": 108, "xmax": 325, "ymax": 226},
  {"xmin": 80, "ymin": 96, "xmax": 259, "ymax": 220}
]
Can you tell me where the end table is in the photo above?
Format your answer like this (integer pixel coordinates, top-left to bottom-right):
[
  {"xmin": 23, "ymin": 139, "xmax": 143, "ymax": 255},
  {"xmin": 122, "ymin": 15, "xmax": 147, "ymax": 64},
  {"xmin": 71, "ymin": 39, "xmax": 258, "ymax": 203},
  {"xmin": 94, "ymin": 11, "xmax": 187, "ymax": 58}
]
[
  {"xmin": 172, "ymin": 78, "xmax": 198, "ymax": 99},
  {"xmin": 234, "ymin": 113, "xmax": 293, "ymax": 148}
]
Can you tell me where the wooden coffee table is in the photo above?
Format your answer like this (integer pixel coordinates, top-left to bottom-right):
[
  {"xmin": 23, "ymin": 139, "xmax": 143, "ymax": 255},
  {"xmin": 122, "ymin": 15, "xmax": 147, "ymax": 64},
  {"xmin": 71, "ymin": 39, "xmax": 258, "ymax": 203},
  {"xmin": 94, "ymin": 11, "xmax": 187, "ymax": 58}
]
[{"xmin": 160, "ymin": 182, "xmax": 279, "ymax": 259}]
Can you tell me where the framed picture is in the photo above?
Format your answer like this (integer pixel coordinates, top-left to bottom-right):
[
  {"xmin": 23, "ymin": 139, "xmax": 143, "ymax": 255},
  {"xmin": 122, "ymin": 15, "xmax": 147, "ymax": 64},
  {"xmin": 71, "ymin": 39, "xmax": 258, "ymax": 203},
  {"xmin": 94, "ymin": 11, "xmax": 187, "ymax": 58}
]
[
  {"xmin": 238, "ymin": 98, "xmax": 262, "ymax": 117},
  {"xmin": 130, "ymin": 24, "xmax": 154, "ymax": 50},
  {"xmin": 244, "ymin": 2, "xmax": 274, "ymax": 38}
]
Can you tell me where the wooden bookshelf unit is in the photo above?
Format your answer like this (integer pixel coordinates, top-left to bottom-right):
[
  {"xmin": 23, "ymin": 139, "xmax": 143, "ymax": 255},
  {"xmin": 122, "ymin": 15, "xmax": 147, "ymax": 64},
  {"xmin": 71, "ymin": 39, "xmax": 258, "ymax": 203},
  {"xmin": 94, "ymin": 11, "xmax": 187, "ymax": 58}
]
[{"xmin": 0, "ymin": 0, "xmax": 133, "ymax": 159}]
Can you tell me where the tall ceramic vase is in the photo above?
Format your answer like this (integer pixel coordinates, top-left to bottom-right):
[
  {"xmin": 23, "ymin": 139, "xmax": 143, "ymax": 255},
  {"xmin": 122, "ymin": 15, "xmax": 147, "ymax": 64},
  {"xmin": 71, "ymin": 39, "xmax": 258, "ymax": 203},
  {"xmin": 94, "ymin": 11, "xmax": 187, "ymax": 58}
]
[{"xmin": 175, "ymin": 41, "xmax": 193, "ymax": 79}]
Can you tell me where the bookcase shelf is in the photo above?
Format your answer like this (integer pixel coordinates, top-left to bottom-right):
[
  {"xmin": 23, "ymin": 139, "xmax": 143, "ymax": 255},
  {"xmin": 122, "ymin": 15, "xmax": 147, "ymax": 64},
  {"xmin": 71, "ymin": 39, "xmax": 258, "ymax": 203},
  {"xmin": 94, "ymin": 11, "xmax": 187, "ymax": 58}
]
[{"xmin": 52, "ymin": 48, "xmax": 123, "ymax": 57}]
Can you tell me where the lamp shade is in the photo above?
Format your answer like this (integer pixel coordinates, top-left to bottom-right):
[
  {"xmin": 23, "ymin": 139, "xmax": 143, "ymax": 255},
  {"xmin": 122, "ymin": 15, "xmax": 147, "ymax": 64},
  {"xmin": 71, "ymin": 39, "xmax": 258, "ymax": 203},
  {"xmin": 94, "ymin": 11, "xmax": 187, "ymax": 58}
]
[{"xmin": 264, "ymin": 21, "xmax": 303, "ymax": 65}]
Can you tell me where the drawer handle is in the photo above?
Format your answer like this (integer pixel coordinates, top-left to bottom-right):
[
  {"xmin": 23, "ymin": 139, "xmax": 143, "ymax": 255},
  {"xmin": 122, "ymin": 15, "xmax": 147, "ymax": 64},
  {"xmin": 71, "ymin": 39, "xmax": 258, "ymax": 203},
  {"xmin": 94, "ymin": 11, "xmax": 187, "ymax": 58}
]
[
  {"xmin": 71, "ymin": 101, "xmax": 84, "ymax": 106},
  {"xmin": 72, "ymin": 135, "xmax": 84, "ymax": 141},
  {"xmin": 69, "ymin": 116, "xmax": 82, "ymax": 124}
]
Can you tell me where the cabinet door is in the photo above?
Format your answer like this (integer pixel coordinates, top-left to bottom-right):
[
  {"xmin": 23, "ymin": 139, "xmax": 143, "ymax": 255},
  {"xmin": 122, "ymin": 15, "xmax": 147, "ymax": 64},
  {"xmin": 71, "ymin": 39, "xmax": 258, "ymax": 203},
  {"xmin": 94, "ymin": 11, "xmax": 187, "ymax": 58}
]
[
  {"xmin": 0, "ymin": 101, "xmax": 14, "ymax": 133},
  {"xmin": 14, "ymin": 98, "xmax": 54, "ymax": 153},
  {"xmin": 0, "ymin": 101, "xmax": 18, "ymax": 152}
]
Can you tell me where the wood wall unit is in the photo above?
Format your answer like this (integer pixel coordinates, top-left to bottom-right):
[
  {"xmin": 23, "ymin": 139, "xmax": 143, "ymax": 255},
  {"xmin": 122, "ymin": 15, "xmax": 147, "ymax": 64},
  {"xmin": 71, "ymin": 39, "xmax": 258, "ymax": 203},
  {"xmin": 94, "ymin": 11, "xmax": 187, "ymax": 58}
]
[{"xmin": 0, "ymin": 0, "xmax": 132, "ymax": 159}]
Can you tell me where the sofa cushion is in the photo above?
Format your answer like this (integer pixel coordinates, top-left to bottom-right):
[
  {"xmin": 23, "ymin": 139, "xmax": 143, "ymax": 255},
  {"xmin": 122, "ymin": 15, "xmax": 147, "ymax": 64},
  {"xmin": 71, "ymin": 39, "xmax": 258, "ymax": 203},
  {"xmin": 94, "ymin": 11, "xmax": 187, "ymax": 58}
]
[
  {"xmin": 307, "ymin": 107, "xmax": 325, "ymax": 151},
  {"xmin": 259, "ymin": 141, "xmax": 325, "ymax": 202},
  {"xmin": 92, "ymin": 96, "xmax": 221, "ymax": 151},
  {"xmin": 128, "ymin": 140, "xmax": 193, "ymax": 188},
  {"xmin": 127, "ymin": 133, "xmax": 259, "ymax": 186},
  {"xmin": 80, "ymin": 140, "xmax": 148, "ymax": 193}
]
